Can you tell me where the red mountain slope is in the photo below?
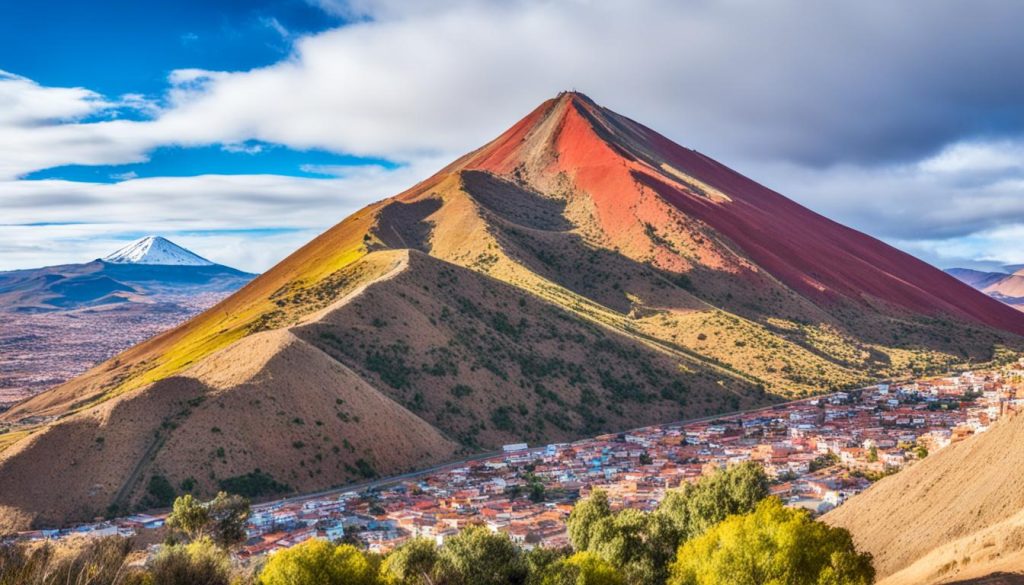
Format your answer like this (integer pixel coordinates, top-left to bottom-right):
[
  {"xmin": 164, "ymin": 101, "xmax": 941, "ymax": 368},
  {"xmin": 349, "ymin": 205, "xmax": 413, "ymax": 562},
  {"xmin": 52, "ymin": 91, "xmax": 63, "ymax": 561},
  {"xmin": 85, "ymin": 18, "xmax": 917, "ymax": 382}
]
[{"xmin": 461, "ymin": 93, "xmax": 1024, "ymax": 333}]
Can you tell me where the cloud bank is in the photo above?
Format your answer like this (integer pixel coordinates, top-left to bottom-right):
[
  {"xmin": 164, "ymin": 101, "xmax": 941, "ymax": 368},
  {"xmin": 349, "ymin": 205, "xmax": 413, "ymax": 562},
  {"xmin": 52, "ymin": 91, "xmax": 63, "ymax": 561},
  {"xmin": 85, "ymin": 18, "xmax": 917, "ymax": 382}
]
[{"xmin": 3, "ymin": 0, "xmax": 1024, "ymax": 271}]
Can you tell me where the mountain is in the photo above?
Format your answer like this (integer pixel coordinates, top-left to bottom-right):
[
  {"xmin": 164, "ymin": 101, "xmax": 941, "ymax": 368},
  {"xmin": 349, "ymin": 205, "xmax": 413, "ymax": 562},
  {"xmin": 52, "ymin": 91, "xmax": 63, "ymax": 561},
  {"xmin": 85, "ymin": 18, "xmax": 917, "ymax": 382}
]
[
  {"xmin": 0, "ymin": 238, "xmax": 256, "ymax": 405},
  {"xmin": 0, "ymin": 237, "xmax": 254, "ymax": 312},
  {"xmin": 1, "ymin": 92, "xmax": 1023, "ymax": 530},
  {"xmin": 104, "ymin": 236, "xmax": 216, "ymax": 266},
  {"xmin": 948, "ymin": 267, "xmax": 1024, "ymax": 309},
  {"xmin": 825, "ymin": 410, "xmax": 1024, "ymax": 584}
]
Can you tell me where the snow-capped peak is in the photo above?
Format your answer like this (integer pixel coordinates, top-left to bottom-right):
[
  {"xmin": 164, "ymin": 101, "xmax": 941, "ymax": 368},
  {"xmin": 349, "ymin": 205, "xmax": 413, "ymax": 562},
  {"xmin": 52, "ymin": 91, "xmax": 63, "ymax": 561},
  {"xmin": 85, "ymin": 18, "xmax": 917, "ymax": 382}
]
[{"xmin": 103, "ymin": 236, "xmax": 215, "ymax": 266}]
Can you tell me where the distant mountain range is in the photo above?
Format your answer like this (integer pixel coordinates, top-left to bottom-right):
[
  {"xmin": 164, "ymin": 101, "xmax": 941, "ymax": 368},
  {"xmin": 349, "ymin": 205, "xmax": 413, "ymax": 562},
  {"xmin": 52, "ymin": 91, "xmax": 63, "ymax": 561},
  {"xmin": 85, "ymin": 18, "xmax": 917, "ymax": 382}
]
[
  {"xmin": 947, "ymin": 266, "xmax": 1024, "ymax": 309},
  {"xmin": 0, "ymin": 236, "xmax": 254, "ymax": 312},
  {"xmin": 1, "ymin": 92, "xmax": 1022, "ymax": 530},
  {"xmin": 0, "ymin": 237, "xmax": 255, "ymax": 405}
]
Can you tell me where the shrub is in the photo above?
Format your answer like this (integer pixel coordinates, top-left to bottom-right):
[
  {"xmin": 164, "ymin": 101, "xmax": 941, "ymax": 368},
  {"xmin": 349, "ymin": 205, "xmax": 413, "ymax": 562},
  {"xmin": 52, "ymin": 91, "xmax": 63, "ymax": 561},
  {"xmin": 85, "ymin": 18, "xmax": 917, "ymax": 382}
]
[
  {"xmin": 259, "ymin": 539, "xmax": 378, "ymax": 585},
  {"xmin": 218, "ymin": 470, "xmax": 290, "ymax": 498},
  {"xmin": 0, "ymin": 537, "xmax": 140, "ymax": 585},
  {"xmin": 149, "ymin": 537, "xmax": 232, "ymax": 585},
  {"xmin": 145, "ymin": 474, "xmax": 177, "ymax": 508}
]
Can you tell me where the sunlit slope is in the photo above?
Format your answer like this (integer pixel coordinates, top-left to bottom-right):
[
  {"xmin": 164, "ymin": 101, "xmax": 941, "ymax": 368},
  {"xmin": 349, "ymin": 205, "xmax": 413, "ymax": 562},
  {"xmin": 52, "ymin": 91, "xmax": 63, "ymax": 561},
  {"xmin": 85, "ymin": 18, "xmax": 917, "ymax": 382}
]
[
  {"xmin": 825, "ymin": 412, "xmax": 1024, "ymax": 584},
  {"xmin": 3, "ymin": 203, "xmax": 384, "ymax": 419}
]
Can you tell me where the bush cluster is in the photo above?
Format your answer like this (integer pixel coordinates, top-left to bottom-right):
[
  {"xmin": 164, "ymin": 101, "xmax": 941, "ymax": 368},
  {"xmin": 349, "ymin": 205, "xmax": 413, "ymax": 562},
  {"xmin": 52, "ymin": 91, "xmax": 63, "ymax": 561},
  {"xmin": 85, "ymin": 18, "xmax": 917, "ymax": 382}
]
[{"xmin": 0, "ymin": 465, "xmax": 873, "ymax": 585}]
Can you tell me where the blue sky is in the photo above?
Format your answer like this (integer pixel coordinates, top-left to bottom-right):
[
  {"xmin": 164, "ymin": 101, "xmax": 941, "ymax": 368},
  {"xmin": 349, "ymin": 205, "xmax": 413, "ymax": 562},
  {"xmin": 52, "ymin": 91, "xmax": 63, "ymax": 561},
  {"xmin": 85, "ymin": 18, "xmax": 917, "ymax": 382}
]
[
  {"xmin": 2, "ymin": 0, "xmax": 340, "ymax": 97},
  {"xmin": 2, "ymin": 0, "xmax": 1024, "ymax": 273}
]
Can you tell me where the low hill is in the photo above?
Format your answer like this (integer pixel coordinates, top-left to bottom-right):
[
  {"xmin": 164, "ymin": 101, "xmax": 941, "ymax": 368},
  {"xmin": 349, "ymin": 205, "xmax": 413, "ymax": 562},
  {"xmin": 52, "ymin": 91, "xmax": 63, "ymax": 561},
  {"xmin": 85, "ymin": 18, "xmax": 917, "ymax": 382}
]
[
  {"xmin": 2, "ymin": 92, "xmax": 1023, "ymax": 529},
  {"xmin": 825, "ymin": 410, "xmax": 1024, "ymax": 584}
]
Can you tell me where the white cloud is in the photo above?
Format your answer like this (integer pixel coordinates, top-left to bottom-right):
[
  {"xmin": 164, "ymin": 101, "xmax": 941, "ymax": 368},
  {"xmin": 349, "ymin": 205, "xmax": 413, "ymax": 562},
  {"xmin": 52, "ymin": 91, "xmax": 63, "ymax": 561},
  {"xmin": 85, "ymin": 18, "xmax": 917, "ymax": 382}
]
[
  {"xmin": 0, "ymin": 70, "xmax": 113, "ymax": 126},
  {"xmin": 4, "ymin": 0, "xmax": 1024, "ymax": 271},
  {"xmin": 0, "ymin": 157, "xmax": 442, "ymax": 272}
]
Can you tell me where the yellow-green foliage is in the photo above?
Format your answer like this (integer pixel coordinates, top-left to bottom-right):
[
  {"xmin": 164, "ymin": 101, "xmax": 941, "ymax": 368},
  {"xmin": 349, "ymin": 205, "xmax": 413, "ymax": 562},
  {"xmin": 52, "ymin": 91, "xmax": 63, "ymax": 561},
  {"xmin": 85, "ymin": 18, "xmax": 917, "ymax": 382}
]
[
  {"xmin": 540, "ymin": 552, "xmax": 624, "ymax": 585},
  {"xmin": 259, "ymin": 539, "xmax": 378, "ymax": 585},
  {"xmin": 668, "ymin": 498, "xmax": 874, "ymax": 585}
]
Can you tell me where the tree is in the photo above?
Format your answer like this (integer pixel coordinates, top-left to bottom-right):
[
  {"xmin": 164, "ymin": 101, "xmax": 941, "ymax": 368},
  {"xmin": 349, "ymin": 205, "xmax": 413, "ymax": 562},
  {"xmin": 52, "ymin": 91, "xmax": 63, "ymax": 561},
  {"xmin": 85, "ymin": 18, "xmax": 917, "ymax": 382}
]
[
  {"xmin": 166, "ymin": 494, "xmax": 210, "ymax": 542},
  {"xmin": 867, "ymin": 446, "xmax": 879, "ymax": 463},
  {"xmin": 166, "ymin": 492, "xmax": 251, "ymax": 548},
  {"xmin": 525, "ymin": 547, "xmax": 570, "ymax": 585},
  {"xmin": 668, "ymin": 498, "xmax": 875, "ymax": 585},
  {"xmin": 437, "ymin": 525, "xmax": 527, "ymax": 585},
  {"xmin": 656, "ymin": 462, "xmax": 769, "ymax": 542},
  {"xmin": 584, "ymin": 509, "xmax": 676, "ymax": 585},
  {"xmin": 259, "ymin": 539, "xmax": 379, "ymax": 585},
  {"xmin": 207, "ymin": 492, "xmax": 251, "ymax": 548},
  {"xmin": 380, "ymin": 538, "xmax": 440, "ymax": 585},
  {"xmin": 537, "ymin": 552, "xmax": 624, "ymax": 585},
  {"xmin": 567, "ymin": 491, "xmax": 611, "ymax": 551}
]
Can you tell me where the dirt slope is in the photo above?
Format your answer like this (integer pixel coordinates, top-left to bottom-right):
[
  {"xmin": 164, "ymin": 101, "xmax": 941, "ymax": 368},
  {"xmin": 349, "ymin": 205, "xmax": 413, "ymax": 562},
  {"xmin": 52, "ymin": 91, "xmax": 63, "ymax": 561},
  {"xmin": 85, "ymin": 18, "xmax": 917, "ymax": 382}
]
[
  {"xmin": 2, "ymin": 92, "xmax": 1023, "ymax": 529},
  {"xmin": 825, "ymin": 411, "xmax": 1024, "ymax": 584}
]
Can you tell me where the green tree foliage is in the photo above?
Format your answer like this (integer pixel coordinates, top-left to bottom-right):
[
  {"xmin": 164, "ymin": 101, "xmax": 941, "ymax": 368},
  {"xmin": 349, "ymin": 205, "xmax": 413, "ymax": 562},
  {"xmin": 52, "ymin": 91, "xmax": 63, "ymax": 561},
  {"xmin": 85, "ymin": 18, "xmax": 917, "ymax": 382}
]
[
  {"xmin": 583, "ymin": 509, "xmax": 676, "ymax": 585},
  {"xmin": 259, "ymin": 539, "xmax": 379, "ymax": 585},
  {"xmin": 207, "ymin": 492, "xmax": 251, "ymax": 548},
  {"xmin": 668, "ymin": 498, "xmax": 875, "ymax": 585},
  {"xmin": 656, "ymin": 462, "xmax": 769, "ymax": 542},
  {"xmin": 166, "ymin": 494, "xmax": 209, "ymax": 542},
  {"xmin": 567, "ymin": 490, "xmax": 611, "ymax": 551},
  {"xmin": 379, "ymin": 538, "xmax": 440, "ymax": 585},
  {"xmin": 568, "ymin": 465, "xmax": 770, "ymax": 585},
  {"xmin": 145, "ymin": 474, "xmax": 177, "ymax": 508},
  {"xmin": 537, "ymin": 552, "xmax": 624, "ymax": 585},
  {"xmin": 149, "ymin": 537, "xmax": 233, "ymax": 585},
  {"xmin": 166, "ymin": 492, "xmax": 251, "ymax": 547},
  {"xmin": 525, "ymin": 547, "xmax": 570, "ymax": 585},
  {"xmin": 437, "ymin": 525, "xmax": 527, "ymax": 585}
]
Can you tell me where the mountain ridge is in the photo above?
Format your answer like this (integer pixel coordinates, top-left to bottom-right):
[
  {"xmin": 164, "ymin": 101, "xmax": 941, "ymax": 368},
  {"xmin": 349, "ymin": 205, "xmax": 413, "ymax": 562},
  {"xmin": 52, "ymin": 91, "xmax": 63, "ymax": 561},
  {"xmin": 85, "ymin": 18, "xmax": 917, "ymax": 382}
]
[{"xmin": 1, "ymin": 92, "xmax": 1022, "ymax": 529}]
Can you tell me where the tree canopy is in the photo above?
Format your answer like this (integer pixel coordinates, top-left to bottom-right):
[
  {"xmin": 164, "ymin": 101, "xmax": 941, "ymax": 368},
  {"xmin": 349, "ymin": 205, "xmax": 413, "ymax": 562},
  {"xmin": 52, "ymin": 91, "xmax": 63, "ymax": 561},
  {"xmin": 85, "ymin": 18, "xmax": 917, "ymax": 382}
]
[
  {"xmin": 436, "ymin": 525, "xmax": 528, "ymax": 585},
  {"xmin": 166, "ymin": 492, "xmax": 251, "ymax": 548},
  {"xmin": 668, "ymin": 498, "xmax": 875, "ymax": 585},
  {"xmin": 259, "ymin": 539, "xmax": 379, "ymax": 585}
]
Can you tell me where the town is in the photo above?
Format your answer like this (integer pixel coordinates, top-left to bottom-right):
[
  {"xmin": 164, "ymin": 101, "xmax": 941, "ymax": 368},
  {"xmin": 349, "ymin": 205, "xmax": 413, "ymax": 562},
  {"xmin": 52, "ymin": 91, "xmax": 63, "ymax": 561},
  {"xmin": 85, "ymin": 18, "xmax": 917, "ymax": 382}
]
[{"xmin": 10, "ymin": 361, "xmax": 1024, "ymax": 562}]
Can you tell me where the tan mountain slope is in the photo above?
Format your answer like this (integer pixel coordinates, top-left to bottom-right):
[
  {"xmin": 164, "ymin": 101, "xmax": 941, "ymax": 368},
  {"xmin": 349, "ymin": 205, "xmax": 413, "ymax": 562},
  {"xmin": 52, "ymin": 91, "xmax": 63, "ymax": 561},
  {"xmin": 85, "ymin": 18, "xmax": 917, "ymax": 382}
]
[
  {"xmin": 2, "ymin": 92, "xmax": 1023, "ymax": 529},
  {"xmin": 825, "ymin": 411, "xmax": 1024, "ymax": 584}
]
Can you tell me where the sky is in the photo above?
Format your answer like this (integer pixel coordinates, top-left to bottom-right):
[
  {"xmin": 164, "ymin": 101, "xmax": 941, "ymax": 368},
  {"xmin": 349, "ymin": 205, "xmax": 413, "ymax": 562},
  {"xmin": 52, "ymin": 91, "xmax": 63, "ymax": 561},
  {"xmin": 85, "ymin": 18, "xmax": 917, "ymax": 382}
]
[{"xmin": 3, "ymin": 0, "xmax": 1024, "ymax": 273}]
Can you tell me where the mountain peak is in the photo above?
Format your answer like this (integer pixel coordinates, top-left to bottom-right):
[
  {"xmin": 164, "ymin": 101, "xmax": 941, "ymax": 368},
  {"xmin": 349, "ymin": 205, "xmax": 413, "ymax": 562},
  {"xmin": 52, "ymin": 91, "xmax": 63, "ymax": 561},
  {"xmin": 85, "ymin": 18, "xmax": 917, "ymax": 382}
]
[{"xmin": 103, "ymin": 236, "xmax": 215, "ymax": 266}]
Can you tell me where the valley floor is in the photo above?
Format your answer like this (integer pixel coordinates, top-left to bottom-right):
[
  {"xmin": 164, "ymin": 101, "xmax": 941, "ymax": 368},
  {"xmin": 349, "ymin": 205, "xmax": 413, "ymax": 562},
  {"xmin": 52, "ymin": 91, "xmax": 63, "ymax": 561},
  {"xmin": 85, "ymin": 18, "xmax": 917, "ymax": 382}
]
[{"xmin": 0, "ymin": 293, "xmax": 226, "ymax": 406}]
